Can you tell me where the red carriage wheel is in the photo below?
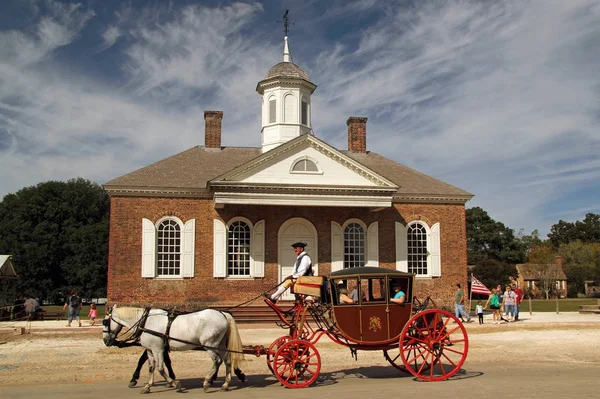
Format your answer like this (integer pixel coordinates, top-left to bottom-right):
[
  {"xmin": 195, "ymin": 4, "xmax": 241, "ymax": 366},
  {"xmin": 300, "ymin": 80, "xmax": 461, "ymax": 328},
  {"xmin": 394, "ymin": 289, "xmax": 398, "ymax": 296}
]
[
  {"xmin": 273, "ymin": 340, "xmax": 321, "ymax": 388},
  {"xmin": 266, "ymin": 336, "xmax": 291, "ymax": 375},
  {"xmin": 399, "ymin": 309, "xmax": 468, "ymax": 381},
  {"xmin": 383, "ymin": 348, "xmax": 409, "ymax": 373}
]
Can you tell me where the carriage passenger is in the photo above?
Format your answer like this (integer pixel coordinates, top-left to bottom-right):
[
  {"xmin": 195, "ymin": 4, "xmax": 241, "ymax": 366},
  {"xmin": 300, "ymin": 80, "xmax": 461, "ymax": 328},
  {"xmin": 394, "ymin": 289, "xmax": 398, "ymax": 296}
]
[
  {"xmin": 390, "ymin": 284, "xmax": 406, "ymax": 304},
  {"xmin": 339, "ymin": 288, "xmax": 354, "ymax": 304}
]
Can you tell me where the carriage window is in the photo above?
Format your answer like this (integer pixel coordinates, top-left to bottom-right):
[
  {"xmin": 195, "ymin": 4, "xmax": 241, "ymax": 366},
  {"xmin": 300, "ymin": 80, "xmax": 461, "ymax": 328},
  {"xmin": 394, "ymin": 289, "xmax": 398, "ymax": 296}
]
[
  {"xmin": 360, "ymin": 278, "xmax": 386, "ymax": 302},
  {"xmin": 157, "ymin": 219, "xmax": 181, "ymax": 276},
  {"xmin": 333, "ymin": 278, "xmax": 361, "ymax": 305},
  {"xmin": 227, "ymin": 221, "xmax": 251, "ymax": 276},
  {"xmin": 344, "ymin": 223, "xmax": 365, "ymax": 268},
  {"xmin": 408, "ymin": 223, "xmax": 428, "ymax": 275}
]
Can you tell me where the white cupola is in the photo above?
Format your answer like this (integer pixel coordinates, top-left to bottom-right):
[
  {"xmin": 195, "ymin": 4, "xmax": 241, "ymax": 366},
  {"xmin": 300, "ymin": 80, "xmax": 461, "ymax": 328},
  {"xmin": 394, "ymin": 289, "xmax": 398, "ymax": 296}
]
[{"xmin": 256, "ymin": 36, "xmax": 317, "ymax": 153}]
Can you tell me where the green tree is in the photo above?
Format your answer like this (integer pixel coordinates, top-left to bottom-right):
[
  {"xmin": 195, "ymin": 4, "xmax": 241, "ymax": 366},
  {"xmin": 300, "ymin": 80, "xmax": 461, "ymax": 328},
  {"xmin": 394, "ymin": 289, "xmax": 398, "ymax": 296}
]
[
  {"xmin": 466, "ymin": 207, "xmax": 528, "ymax": 265},
  {"xmin": 548, "ymin": 213, "xmax": 600, "ymax": 247},
  {"xmin": 558, "ymin": 241, "xmax": 600, "ymax": 295},
  {"xmin": 471, "ymin": 259, "xmax": 517, "ymax": 290},
  {"xmin": 0, "ymin": 178, "xmax": 109, "ymax": 302}
]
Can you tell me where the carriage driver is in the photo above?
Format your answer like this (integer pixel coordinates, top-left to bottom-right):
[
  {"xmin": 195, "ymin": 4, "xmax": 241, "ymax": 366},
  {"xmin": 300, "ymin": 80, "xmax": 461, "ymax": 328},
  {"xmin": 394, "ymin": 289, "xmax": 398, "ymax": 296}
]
[{"xmin": 267, "ymin": 242, "xmax": 313, "ymax": 303}]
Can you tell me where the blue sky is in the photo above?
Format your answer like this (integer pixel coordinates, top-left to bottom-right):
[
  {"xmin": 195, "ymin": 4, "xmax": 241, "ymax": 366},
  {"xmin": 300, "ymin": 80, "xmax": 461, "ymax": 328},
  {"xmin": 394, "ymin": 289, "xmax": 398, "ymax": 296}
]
[{"xmin": 1, "ymin": 0, "xmax": 599, "ymax": 237}]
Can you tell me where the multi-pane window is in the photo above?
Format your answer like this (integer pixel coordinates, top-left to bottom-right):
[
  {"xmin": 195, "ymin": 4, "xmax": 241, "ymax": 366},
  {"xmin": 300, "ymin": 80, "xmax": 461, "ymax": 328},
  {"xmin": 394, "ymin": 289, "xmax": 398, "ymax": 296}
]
[
  {"xmin": 407, "ymin": 223, "xmax": 428, "ymax": 275},
  {"xmin": 292, "ymin": 159, "xmax": 318, "ymax": 172},
  {"xmin": 157, "ymin": 219, "xmax": 181, "ymax": 276},
  {"xmin": 301, "ymin": 101, "xmax": 308, "ymax": 125},
  {"xmin": 228, "ymin": 221, "xmax": 251, "ymax": 276},
  {"xmin": 344, "ymin": 223, "xmax": 365, "ymax": 268},
  {"xmin": 269, "ymin": 99, "xmax": 276, "ymax": 123}
]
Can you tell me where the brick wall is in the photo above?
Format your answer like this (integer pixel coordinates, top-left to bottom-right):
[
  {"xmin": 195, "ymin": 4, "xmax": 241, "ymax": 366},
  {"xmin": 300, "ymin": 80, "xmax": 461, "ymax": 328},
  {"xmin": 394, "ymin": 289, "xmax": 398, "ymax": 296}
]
[{"xmin": 107, "ymin": 197, "xmax": 468, "ymax": 309}]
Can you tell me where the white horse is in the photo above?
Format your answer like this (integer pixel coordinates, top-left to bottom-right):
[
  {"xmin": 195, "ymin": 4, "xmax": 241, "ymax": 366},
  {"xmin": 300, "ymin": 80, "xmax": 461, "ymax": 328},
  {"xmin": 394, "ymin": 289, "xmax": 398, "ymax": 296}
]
[{"xmin": 103, "ymin": 305, "xmax": 245, "ymax": 393}]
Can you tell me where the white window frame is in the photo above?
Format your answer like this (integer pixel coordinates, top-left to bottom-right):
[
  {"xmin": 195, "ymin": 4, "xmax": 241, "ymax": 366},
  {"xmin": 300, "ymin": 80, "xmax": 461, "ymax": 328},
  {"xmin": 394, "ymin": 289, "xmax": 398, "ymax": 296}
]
[
  {"xmin": 289, "ymin": 156, "xmax": 323, "ymax": 175},
  {"xmin": 331, "ymin": 219, "xmax": 378, "ymax": 272},
  {"xmin": 343, "ymin": 220, "xmax": 366, "ymax": 269},
  {"xmin": 227, "ymin": 217, "xmax": 253, "ymax": 278},
  {"xmin": 213, "ymin": 218, "xmax": 265, "ymax": 279},
  {"xmin": 141, "ymin": 217, "xmax": 195, "ymax": 279},
  {"xmin": 395, "ymin": 221, "xmax": 440, "ymax": 277}
]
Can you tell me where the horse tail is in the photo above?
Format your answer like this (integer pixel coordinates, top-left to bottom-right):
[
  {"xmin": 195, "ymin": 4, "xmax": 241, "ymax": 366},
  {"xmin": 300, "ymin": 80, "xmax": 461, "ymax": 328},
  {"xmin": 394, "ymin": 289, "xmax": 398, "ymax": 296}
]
[{"xmin": 223, "ymin": 312, "xmax": 246, "ymax": 370}]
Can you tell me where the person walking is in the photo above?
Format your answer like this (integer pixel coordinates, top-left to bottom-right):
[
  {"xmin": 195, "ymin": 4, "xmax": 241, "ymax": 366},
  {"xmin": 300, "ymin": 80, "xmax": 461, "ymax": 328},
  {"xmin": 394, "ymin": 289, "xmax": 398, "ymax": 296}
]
[
  {"xmin": 484, "ymin": 288, "xmax": 501, "ymax": 325},
  {"xmin": 63, "ymin": 289, "xmax": 82, "ymax": 327},
  {"xmin": 454, "ymin": 283, "xmax": 471, "ymax": 323},
  {"xmin": 476, "ymin": 300, "xmax": 484, "ymax": 325},
  {"xmin": 512, "ymin": 283, "xmax": 524, "ymax": 321}
]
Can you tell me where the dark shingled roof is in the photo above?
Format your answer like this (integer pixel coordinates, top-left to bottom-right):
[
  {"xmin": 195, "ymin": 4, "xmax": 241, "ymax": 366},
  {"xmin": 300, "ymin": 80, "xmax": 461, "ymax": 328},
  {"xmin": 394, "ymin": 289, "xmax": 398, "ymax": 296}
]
[
  {"xmin": 105, "ymin": 145, "xmax": 472, "ymax": 199},
  {"xmin": 343, "ymin": 151, "xmax": 471, "ymax": 197},
  {"xmin": 264, "ymin": 62, "xmax": 310, "ymax": 81},
  {"xmin": 516, "ymin": 264, "xmax": 567, "ymax": 280},
  {"xmin": 104, "ymin": 147, "xmax": 262, "ymax": 189}
]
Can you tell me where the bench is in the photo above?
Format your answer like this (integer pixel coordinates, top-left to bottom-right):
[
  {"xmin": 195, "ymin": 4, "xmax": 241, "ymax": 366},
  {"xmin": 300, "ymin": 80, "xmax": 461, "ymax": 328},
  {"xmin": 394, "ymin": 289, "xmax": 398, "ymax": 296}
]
[{"xmin": 578, "ymin": 305, "xmax": 600, "ymax": 314}]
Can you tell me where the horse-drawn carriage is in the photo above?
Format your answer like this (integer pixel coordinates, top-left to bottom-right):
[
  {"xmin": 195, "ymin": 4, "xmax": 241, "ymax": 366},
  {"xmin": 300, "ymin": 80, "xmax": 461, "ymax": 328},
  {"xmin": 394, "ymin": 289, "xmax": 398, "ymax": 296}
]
[{"xmin": 103, "ymin": 267, "xmax": 468, "ymax": 392}]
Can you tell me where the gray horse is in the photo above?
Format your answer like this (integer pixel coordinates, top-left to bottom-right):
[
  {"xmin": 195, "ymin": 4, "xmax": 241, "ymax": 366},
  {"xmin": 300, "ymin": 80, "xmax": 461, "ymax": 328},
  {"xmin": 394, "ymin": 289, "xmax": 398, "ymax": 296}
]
[{"xmin": 103, "ymin": 305, "xmax": 245, "ymax": 393}]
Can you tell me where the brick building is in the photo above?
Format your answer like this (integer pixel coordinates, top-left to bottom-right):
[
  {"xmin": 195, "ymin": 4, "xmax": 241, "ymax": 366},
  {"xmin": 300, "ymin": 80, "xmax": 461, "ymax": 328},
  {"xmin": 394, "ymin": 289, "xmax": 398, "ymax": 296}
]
[{"xmin": 103, "ymin": 35, "xmax": 473, "ymax": 308}]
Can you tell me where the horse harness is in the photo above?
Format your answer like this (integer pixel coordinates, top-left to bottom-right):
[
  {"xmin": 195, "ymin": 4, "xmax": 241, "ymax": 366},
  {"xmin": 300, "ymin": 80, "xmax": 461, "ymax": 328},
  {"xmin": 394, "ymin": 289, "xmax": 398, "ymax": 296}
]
[{"xmin": 107, "ymin": 308, "xmax": 244, "ymax": 354}]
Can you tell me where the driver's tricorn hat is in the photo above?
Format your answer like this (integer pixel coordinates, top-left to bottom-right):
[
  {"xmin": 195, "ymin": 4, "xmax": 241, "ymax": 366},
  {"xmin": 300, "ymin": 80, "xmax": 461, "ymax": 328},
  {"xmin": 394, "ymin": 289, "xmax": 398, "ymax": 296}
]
[{"xmin": 291, "ymin": 242, "xmax": 307, "ymax": 248}]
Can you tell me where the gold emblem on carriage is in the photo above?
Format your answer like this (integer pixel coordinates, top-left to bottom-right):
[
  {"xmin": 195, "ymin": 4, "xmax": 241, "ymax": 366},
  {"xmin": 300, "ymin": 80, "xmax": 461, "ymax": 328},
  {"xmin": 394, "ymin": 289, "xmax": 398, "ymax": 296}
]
[{"xmin": 368, "ymin": 316, "xmax": 382, "ymax": 332}]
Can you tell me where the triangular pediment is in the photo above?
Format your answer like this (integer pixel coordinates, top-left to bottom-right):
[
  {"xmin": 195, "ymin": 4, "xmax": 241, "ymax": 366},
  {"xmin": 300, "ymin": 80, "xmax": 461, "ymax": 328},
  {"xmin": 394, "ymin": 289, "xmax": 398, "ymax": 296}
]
[{"xmin": 211, "ymin": 134, "xmax": 398, "ymax": 190}]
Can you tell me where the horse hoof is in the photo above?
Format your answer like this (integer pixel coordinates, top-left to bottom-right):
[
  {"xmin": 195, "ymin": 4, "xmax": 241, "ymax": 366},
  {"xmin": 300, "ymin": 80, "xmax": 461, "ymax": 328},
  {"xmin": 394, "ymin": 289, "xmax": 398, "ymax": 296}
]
[
  {"xmin": 129, "ymin": 381, "xmax": 138, "ymax": 388},
  {"xmin": 175, "ymin": 381, "xmax": 183, "ymax": 392},
  {"xmin": 141, "ymin": 387, "xmax": 151, "ymax": 394},
  {"xmin": 220, "ymin": 385, "xmax": 229, "ymax": 392},
  {"xmin": 239, "ymin": 373, "xmax": 246, "ymax": 383},
  {"xmin": 203, "ymin": 383, "xmax": 210, "ymax": 392}
]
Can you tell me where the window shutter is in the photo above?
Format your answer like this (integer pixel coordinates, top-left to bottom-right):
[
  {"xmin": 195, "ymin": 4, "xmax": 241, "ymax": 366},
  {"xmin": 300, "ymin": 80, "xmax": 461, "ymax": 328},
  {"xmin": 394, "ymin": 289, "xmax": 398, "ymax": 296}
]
[
  {"xmin": 252, "ymin": 220, "xmax": 265, "ymax": 277},
  {"xmin": 182, "ymin": 219, "xmax": 195, "ymax": 278},
  {"xmin": 269, "ymin": 99, "xmax": 276, "ymax": 123},
  {"xmin": 367, "ymin": 222, "xmax": 379, "ymax": 267},
  {"xmin": 213, "ymin": 219, "xmax": 227, "ymax": 277},
  {"xmin": 331, "ymin": 221, "xmax": 343, "ymax": 272},
  {"xmin": 301, "ymin": 101, "xmax": 308, "ymax": 125},
  {"xmin": 395, "ymin": 222, "xmax": 408, "ymax": 272},
  {"xmin": 141, "ymin": 218, "xmax": 156, "ymax": 278},
  {"xmin": 430, "ymin": 223, "xmax": 441, "ymax": 277}
]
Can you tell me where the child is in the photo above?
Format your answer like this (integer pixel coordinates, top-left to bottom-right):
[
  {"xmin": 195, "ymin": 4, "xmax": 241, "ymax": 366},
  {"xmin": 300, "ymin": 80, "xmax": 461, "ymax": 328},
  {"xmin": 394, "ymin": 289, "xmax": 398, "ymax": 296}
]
[
  {"xmin": 476, "ymin": 300, "xmax": 484, "ymax": 325},
  {"xmin": 88, "ymin": 303, "xmax": 98, "ymax": 326}
]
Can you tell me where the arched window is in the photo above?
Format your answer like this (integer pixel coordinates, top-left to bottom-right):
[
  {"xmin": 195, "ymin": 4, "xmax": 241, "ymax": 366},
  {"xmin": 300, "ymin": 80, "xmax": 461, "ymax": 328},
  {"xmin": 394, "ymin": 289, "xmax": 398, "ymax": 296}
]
[
  {"xmin": 344, "ymin": 222, "xmax": 365, "ymax": 268},
  {"xmin": 269, "ymin": 98, "xmax": 276, "ymax": 124},
  {"xmin": 228, "ymin": 221, "xmax": 251, "ymax": 276},
  {"xmin": 407, "ymin": 223, "xmax": 428, "ymax": 275},
  {"xmin": 291, "ymin": 157, "xmax": 319, "ymax": 173},
  {"xmin": 157, "ymin": 219, "xmax": 181, "ymax": 276}
]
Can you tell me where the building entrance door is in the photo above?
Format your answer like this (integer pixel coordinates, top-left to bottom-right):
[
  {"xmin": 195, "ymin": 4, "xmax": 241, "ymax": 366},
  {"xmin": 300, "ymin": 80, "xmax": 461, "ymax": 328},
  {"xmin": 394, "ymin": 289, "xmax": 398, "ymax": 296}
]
[{"xmin": 278, "ymin": 218, "xmax": 318, "ymax": 301}]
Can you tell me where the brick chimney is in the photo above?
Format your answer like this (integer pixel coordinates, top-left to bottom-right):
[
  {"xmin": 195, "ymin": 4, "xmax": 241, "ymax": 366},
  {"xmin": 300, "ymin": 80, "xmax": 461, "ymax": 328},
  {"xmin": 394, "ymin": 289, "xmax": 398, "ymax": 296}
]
[
  {"xmin": 554, "ymin": 256, "xmax": 563, "ymax": 265},
  {"xmin": 204, "ymin": 110, "xmax": 223, "ymax": 149},
  {"xmin": 347, "ymin": 117, "xmax": 368, "ymax": 153}
]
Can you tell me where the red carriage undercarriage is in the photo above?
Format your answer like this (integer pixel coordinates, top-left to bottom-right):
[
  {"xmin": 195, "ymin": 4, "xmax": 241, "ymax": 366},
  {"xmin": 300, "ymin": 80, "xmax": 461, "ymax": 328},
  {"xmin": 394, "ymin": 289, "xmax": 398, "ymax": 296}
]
[{"xmin": 242, "ymin": 267, "xmax": 469, "ymax": 388}]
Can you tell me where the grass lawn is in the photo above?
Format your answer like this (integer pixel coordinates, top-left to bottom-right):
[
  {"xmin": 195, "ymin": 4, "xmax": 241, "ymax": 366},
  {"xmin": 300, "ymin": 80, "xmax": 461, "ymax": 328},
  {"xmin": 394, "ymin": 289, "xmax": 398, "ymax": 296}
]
[
  {"xmin": 470, "ymin": 298, "xmax": 599, "ymax": 312},
  {"xmin": 41, "ymin": 304, "xmax": 107, "ymax": 319}
]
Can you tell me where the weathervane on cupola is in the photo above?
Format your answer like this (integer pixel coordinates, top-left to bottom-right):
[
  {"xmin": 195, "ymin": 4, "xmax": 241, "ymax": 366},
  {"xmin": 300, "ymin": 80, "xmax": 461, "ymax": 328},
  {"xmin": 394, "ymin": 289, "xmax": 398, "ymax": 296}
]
[
  {"xmin": 256, "ymin": 9, "xmax": 317, "ymax": 153},
  {"xmin": 278, "ymin": 10, "xmax": 294, "ymax": 63}
]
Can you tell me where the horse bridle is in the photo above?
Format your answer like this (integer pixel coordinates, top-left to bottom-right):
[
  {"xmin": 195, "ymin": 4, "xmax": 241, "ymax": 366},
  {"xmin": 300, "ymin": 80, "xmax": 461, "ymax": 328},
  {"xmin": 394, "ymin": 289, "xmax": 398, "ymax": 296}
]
[{"xmin": 103, "ymin": 307, "xmax": 149, "ymax": 347}]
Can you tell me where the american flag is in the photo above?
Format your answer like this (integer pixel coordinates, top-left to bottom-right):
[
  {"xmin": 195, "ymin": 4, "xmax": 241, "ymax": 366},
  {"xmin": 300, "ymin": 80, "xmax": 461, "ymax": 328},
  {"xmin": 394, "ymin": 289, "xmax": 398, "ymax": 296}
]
[{"xmin": 471, "ymin": 275, "xmax": 491, "ymax": 295}]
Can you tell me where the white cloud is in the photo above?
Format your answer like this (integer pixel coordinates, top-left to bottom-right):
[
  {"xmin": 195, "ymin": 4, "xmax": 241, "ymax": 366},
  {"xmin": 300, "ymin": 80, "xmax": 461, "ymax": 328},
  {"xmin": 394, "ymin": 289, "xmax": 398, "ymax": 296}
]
[{"xmin": 1, "ymin": 0, "xmax": 599, "ymax": 238}]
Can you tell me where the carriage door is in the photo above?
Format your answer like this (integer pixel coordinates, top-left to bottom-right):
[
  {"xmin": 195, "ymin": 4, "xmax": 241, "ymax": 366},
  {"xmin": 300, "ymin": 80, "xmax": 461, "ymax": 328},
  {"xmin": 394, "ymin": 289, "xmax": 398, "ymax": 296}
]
[{"xmin": 278, "ymin": 218, "xmax": 318, "ymax": 301}]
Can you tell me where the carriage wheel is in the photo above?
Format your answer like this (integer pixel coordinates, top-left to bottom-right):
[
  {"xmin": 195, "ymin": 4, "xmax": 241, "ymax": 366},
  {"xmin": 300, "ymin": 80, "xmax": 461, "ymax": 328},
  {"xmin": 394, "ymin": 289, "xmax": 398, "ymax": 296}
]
[
  {"xmin": 400, "ymin": 309, "xmax": 468, "ymax": 381},
  {"xmin": 266, "ymin": 336, "xmax": 291, "ymax": 375},
  {"xmin": 383, "ymin": 348, "xmax": 410, "ymax": 374},
  {"xmin": 273, "ymin": 340, "xmax": 321, "ymax": 388}
]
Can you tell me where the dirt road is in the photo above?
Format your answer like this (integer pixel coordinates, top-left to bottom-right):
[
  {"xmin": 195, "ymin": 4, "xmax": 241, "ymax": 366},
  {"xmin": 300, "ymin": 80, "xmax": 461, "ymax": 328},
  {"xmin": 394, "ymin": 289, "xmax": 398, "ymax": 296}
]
[{"xmin": 0, "ymin": 312, "xmax": 598, "ymax": 394}]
